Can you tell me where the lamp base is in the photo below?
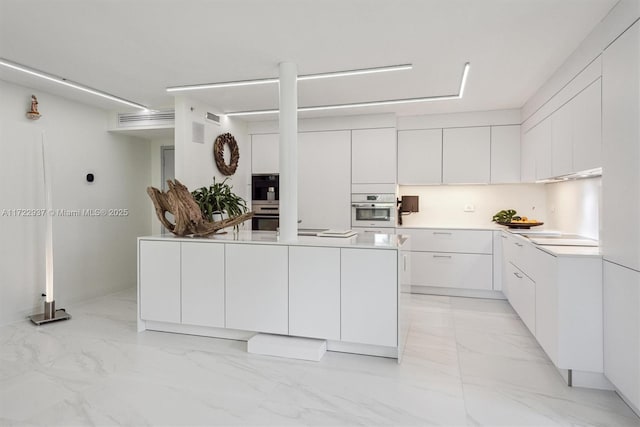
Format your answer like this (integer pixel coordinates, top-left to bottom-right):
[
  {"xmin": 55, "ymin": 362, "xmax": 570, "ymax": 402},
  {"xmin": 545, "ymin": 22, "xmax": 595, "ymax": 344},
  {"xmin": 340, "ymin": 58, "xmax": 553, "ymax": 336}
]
[{"xmin": 30, "ymin": 300, "xmax": 71, "ymax": 325}]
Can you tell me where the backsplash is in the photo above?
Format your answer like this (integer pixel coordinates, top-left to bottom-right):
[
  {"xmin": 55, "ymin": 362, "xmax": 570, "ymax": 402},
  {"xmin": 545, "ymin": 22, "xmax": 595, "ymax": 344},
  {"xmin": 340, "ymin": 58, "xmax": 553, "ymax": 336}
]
[
  {"xmin": 398, "ymin": 184, "xmax": 547, "ymax": 228},
  {"xmin": 545, "ymin": 177, "xmax": 600, "ymax": 240}
]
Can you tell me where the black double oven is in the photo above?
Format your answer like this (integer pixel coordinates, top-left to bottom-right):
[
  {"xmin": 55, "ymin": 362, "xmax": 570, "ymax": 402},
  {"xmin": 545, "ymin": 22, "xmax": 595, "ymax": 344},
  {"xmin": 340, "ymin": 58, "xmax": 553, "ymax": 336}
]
[{"xmin": 251, "ymin": 174, "xmax": 279, "ymax": 231}]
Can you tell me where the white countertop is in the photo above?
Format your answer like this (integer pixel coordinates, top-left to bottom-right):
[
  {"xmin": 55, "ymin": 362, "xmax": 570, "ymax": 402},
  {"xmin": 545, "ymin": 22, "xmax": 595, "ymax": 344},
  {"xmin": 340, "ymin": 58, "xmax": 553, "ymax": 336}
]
[
  {"xmin": 506, "ymin": 230, "xmax": 602, "ymax": 258},
  {"xmin": 140, "ymin": 230, "xmax": 409, "ymax": 250},
  {"xmin": 397, "ymin": 224, "xmax": 505, "ymax": 231}
]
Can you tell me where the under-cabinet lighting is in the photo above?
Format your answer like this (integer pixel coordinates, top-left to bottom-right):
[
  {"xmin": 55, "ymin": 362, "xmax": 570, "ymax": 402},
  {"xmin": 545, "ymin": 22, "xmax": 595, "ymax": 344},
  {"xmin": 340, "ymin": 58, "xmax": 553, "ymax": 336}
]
[
  {"xmin": 224, "ymin": 62, "xmax": 470, "ymax": 117},
  {"xmin": 166, "ymin": 64, "xmax": 413, "ymax": 92},
  {"xmin": 0, "ymin": 58, "xmax": 150, "ymax": 110}
]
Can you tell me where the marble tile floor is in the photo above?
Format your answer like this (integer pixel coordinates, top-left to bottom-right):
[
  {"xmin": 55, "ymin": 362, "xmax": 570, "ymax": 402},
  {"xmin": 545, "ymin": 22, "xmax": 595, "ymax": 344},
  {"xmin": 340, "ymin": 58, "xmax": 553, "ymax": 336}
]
[{"xmin": 1, "ymin": 289, "xmax": 638, "ymax": 427}]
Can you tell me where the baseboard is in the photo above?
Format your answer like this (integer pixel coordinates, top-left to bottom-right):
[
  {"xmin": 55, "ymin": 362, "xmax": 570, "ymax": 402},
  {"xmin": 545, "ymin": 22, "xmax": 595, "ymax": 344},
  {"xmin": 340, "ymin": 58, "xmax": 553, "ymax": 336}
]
[{"xmin": 410, "ymin": 285, "xmax": 506, "ymax": 300}]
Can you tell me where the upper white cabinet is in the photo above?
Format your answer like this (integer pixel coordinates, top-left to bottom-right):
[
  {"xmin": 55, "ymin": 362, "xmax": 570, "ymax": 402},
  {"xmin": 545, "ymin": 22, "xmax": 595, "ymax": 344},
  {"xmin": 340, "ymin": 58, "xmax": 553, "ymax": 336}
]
[
  {"xmin": 602, "ymin": 21, "xmax": 640, "ymax": 271},
  {"xmin": 225, "ymin": 244, "xmax": 289, "ymax": 335},
  {"xmin": 442, "ymin": 127, "xmax": 490, "ymax": 184},
  {"xmin": 352, "ymin": 128, "xmax": 397, "ymax": 184},
  {"xmin": 533, "ymin": 119, "xmax": 553, "ymax": 180},
  {"xmin": 573, "ymin": 79, "xmax": 602, "ymax": 172},
  {"xmin": 520, "ymin": 127, "xmax": 536, "ymax": 183},
  {"xmin": 602, "ymin": 21, "xmax": 640, "ymax": 412},
  {"xmin": 139, "ymin": 240, "xmax": 181, "ymax": 323},
  {"xmin": 298, "ymin": 131, "xmax": 351, "ymax": 230},
  {"xmin": 251, "ymin": 133, "xmax": 279, "ymax": 174},
  {"xmin": 551, "ymin": 103, "xmax": 573, "ymax": 177},
  {"xmin": 490, "ymin": 125, "xmax": 521, "ymax": 184},
  {"xmin": 397, "ymin": 129, "xmax": 442, "ymax": 185}
]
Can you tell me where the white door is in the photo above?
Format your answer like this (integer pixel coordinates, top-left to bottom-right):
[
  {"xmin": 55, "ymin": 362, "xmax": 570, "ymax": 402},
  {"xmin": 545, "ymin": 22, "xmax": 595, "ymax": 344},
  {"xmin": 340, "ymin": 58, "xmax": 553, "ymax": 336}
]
[
  {"xmin": 442, "ymin": 127, "xmax": 490, "ymax": 184},
  {"xmin": 397, "ymin": 129, "xmax": 442, "ymax": 184}
]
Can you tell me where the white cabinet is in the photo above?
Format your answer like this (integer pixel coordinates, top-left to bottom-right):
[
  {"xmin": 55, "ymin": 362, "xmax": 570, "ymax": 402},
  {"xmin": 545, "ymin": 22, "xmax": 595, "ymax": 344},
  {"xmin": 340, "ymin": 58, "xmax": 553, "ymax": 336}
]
[
  {"xmin": 341, "ymin": 248, "xmax": 397, "ymax": 347},
  {"xmin": 604, "ymin": 261, "xmax": 640, "ymax": 409},
  {"xmin": 505, "ymin": 261, "xmax": 536, "ymax": 335},
  {"xmin": 573, "ymin": 79, "xmax": 602, "ymax": 172},
  {"xmin": 532, "ymin": 249, "xmax": 558, "ymax": 363},
  {"xmin": 298, "ymin": 131, "xmax": 351, "ymax": 229},
  {"xmin": 139, "ymin": 240, "xmax": 181, "ymax": 323},
  {"xmin": 411, "ymin": 252, "xmax": 492, "ymax": 290},
  {"xmin": 251, "ymin": 133, "xmax": 279, "ymax": 174},
  {"xmin": 533, "ymin": 119, "xmax": 553, "ymax": 180},
  {"xmin": 602, "ymin": 21, "xmax": 640, "ymax": 271},
  {"xmin": 442, "ymin": 127, "xmax": 490, "ymax": 184},
  {"xmin": 225, "ymin": 244, "xmax": 288, "ymax": 334},
  {"xmin": 401, "ymin": 228, "xmax": 494, "ymax": 291},
  {"xmin": 351, "ymin": 128, "xmax": 397, "ymax": 184},
  {"xmin": 397, "ymin": 129, "xmax": 442, "ymax": 184},
  {"xmin": 490, "ymin": 125, "xmax": 521, "ymax": 184},
  {"xmin": 551, "ymin": 103, "xmax": 573, "ymax": 177},
  {"xmin": 181, "ymin": 242, "xmax": 225, "ymax": 328},
  {"xmin": 289, "ymin": 246, "xmax": 340, "ymax": 340},
  {"xmin": 520, "ymin": 127, "xmax": 536, "ymax": 183}
]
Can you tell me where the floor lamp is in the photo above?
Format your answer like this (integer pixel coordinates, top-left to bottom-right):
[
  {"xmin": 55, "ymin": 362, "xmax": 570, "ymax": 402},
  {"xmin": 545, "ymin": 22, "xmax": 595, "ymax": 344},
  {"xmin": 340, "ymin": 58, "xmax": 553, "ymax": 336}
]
[{"xmin": 30, "ymin": 132, "xmax": 71, "ymax": 325}]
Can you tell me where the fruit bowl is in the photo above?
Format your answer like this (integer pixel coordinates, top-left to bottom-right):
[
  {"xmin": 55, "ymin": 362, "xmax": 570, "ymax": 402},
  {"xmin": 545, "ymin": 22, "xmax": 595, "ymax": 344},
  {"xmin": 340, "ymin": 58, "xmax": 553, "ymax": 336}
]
[{"xmin": 497, "ymin": 221, "xmax": 544, "ymax": 229}]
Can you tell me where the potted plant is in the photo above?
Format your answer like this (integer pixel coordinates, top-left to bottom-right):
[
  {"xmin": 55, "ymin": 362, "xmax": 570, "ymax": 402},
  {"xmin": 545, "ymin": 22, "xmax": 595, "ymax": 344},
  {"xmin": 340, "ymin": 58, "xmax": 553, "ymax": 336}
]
[{"xmin": 192, "ymin": 177, "xmax": 248, "ymax": 230}]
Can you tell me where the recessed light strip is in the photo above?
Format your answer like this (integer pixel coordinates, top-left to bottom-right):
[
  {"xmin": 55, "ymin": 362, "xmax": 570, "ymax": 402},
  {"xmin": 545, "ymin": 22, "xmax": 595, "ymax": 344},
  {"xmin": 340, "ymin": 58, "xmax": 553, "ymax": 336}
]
[
  {"xmin": 0, "ymin": 58, "xmax": 150, "ymax": 110},
  {"xmin": 225, "ymin": 62, "xmax": 471, "ymax": 117},
  {"xmin": 165, "ymin": 63, "xmax": 413, "ymax": 92},
  {"xmin": 225, "ymin": 94, "xmax": 460, "ymax": 117}
]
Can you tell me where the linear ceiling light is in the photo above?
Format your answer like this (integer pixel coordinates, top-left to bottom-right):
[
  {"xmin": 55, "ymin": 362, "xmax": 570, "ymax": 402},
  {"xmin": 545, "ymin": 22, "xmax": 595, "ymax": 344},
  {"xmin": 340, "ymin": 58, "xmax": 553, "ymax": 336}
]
[
  {"xmin": 166, "ymin": 63, "xmax": 413, "ymax": 92},
  {"xmin": 225, "ymin": 62, "xmax": 470, "ymax": 117},
  {"xmin": 0, "ymin": 58, "xmax": 150, "ymax": 110}
]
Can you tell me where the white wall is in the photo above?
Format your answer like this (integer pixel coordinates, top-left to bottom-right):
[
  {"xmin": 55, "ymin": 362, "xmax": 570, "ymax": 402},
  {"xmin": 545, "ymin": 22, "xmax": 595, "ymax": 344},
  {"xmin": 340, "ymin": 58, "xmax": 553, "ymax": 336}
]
[
  {"xmin": 174, "ymin": 96, "xmax": 251, "ymax": 203},
  {"xmin": 545, "ymin": 177, "xmax": 601, "ymax": 240},
  {"xmin": 398, "ymin": 184, "xmax": 547, "ymax": 229},
  {"xmin": 0, "ymin": 80, "xmax": 151, "ymax": 325}
]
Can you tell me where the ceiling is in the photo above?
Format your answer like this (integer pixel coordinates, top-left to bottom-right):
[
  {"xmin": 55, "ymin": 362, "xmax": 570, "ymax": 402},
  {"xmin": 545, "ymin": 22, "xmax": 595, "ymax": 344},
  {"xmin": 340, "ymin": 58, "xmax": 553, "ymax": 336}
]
[{"xmin": 0, "ymin": 0, "xmax": 618, "ymax": 121}]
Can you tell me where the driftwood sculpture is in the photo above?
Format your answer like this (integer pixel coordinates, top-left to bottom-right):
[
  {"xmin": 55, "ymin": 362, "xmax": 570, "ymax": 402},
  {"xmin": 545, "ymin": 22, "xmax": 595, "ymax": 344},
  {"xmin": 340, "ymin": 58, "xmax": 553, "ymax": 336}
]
[{"xmin": 147, "ymin": 179, "xmax": 254, "ymax": 237}]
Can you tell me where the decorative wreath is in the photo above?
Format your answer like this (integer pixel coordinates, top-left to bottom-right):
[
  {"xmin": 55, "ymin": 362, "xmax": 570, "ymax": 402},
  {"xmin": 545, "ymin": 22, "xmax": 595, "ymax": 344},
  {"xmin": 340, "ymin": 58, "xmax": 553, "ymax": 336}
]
[{"xmin": 213, "ymin": 132, "xmax": 239, "ymax": 176}]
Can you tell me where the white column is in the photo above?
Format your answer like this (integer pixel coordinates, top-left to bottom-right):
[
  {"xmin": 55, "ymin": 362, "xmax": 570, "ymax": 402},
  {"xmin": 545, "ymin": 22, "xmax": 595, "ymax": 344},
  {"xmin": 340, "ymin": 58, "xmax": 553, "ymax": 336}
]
[{"xmin": 278, "ymin": 62, "xmax": 298, "ymax": 241}]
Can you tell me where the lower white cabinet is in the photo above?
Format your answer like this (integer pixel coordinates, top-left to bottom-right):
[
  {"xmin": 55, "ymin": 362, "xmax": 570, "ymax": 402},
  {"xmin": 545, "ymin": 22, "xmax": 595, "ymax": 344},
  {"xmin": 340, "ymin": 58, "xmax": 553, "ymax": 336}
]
[
  {"xmin": 411, "ymin": 252, "xmax": 492, "ymax": 290},
  {"xmin": 341, "ymin": 248, "xmax": 397, "ymax": 347},
  {"xmin": 289, "ymin": 246, "xmax": 340, "ymax": 340},
  {"xmin": 225, "ymin": 244, "xmax": 289, "ymax": 334},
  {"xmin": 505, "ymin": 262, "xmax": 536, "ymax": 335},
  {"xmin": 604, "ymin": 261, "xmax": 640, "ymax": 409},
  {"xmin": 139, "ymin": 240, "xmax": 181, "ymax": 323},
  {"xmin": 181, "ymin": 242, "xmax": 225, "ymax": 328}
]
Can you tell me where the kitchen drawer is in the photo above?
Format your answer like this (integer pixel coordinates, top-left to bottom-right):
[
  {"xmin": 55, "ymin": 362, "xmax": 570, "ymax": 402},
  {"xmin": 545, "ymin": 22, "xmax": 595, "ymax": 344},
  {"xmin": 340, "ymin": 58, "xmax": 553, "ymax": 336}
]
[
  {"xmin": 411, "ymin": 252, "xmax": 493, "ymax": 290},
  {"xmin": 502, "ymin": 232, "xmax": 536, "ymax": 279},
  {"xmin": 402, "ymin": 229, "xmax": 493, "ymax": 254},
  {"xmin": 505, "ymin": 262, "xmax": 536, "ymax": 335}
]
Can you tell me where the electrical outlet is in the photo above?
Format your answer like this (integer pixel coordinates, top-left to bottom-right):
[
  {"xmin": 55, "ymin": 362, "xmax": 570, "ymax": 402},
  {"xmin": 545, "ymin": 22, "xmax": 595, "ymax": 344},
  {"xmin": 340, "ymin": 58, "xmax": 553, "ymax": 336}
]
[{"xmin": 464, "ymin": 204, "xmax": 475, "ymax": 212}]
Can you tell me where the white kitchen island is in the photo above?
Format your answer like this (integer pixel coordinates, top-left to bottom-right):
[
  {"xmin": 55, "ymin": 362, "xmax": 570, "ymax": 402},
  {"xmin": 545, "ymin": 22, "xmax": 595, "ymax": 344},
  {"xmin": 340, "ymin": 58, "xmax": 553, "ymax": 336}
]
[{"xmin": 137, "ymin": 231, "xmax": 411, "ymax": 361}]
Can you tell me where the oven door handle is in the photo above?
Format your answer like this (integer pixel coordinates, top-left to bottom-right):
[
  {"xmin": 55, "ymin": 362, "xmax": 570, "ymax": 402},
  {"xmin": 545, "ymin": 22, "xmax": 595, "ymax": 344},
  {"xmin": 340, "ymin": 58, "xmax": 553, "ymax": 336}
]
[{"xmin": 351, "ymin": 203, "xmax": 395, "ymax": 208}]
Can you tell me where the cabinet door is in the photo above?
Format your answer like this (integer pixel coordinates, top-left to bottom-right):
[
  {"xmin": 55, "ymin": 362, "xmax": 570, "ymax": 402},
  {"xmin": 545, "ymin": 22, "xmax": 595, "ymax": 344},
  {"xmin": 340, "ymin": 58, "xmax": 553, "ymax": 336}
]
[
  {"xmin": 289, "ymin": 246, "xmax": 340, "ymax": 340},
  {"xmin": 533, "ymin": 118, "xmax": 552, "ymax": 180},
  {"xmin": 602, "ymin": 22, "xmax": 640, "ymax": 271},
  {"xmin": 604, "ymin": 261, "xmax": 640, "ymax": 408},
  {"xmin": 505, "ymin": 262, "xmax": 536, "ymax": 335},
  {"xmin": 139, "ymin": 240, "xmax": 181, "ymax": 323},
  {"xmin": 573, "ymin": 79, "xmax": 602, "ymax": 172},
  {"xmin": 520, "ymin": 128, "xmax": 536, "ymax": 183},
  {"xmin": 442, "ymin": 127, "xmax": 490, "ymax": 184},
  {"xmin": 490, "ymin": 125, "xmax": 521, "ymax": 184},
  {"xmin": 351, "ymin": 128, "xmax": 397, "ymax": 184},
  {"xmin": 298, "ymin": 131, "xmax": 351, "ymax": 230},
  {"xmin": 181, "ymin": 242, "xmax": 225, "ymax": 328},
  {"xmin": 225, "ymin": 244, "xmax": 288, "ymax": 334},
  {"xmin": 397, "ymin": 129, "xmax": 442, "ymax": 184},
  {"xmin": 410, "ymin": 252, "xmax": 492, "ymax": 290},
  {"xmin": 251, "ymin": 133, "xmax": 279, "ymax": 174},
  {"xmin": 401, "ymin": 228, "xmax": 493, "ymax": 254},
  {"xmin": 551, "ymin": 103, "xmax": 573, "ymax": 177},
  {"xmin": 533, "ymin": 249, "xmax": 558, "ymax": 365},
  {"xmin": 341, "ymin": 248, "xmax": 397, "ymax": 347}
]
